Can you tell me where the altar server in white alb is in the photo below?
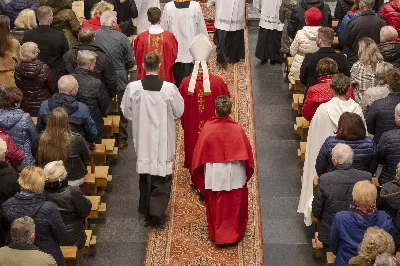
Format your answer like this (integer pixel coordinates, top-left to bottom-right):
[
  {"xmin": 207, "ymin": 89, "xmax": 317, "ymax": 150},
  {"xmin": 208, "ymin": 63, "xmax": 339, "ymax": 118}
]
[
  {"xmin": 254, "ymin": 0, "xmax": 284, "ymax": 64},
  {"xmin": 161, "ymin": 0, "xmax": 208, "ymax": 87},
  {"xmin": 121, "ymin": 52, "xmax": 184, "ymax": 226},
  {"xmin": 208, "ymin": 0, "xmax": 246, "ymax": 64},
  {"xmin": 135, "ymin": 0, "xmax": 160, "ymax": 34}
]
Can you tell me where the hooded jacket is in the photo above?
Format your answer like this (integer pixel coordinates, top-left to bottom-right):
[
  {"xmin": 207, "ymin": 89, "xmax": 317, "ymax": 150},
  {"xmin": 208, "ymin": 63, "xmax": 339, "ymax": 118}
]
[
  {"xmin": 14, "ymin": 59, "xmax": 55, "ymax": 117},
  {"xmin": 0, "ymin": 109, "xmax": 37, "ymax": 166},
  {"xmin": 379, "ymin": 42, "xmax": 400, "ymax": 68},
  {"xmin": 287, "ymin": 0, "xmax": 332, "ymax": 39},
  {"xmin": 4, "ymin": 0, "xmax": 38, "ymax": 28},
  {"xmin": 334, "ymin": 0, "xmax": 354, "ymax": 21},
  {"xmin": 379, "ymin": 0, "xmax": 400, "ymax": 42}
]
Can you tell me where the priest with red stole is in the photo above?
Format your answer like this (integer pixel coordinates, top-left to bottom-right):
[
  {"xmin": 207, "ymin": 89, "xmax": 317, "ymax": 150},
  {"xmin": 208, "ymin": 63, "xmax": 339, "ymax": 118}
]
[
  {"xmin": 134, "ymin": 7, "xmax": 178, "ymax": 83},
  {"xmin": 191, "ymin": 96, "xmax": 254, "ymax": 245},
  {"xmin": 179, "ymin": 33, "xmax": 230, "ymax": 172}
]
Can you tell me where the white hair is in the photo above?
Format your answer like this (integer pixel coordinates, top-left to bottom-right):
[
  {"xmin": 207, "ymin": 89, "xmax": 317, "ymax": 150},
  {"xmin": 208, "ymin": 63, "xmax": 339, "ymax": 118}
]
[
  {"xmin": 20, "ymin": 42, "xmax": 39, "ymax": 61},
  {"xmin": 100, "ymin": 10, "xmax": 117, "ymax": 26},
  {"xmin": 332, "ymin": 143, "xmax": 354, "ymax": 165},
  {"xmin": 380, "ymin": 26, "xmax": 399, "ymax": 43},
  {"xmin": 374, "ymin": 253, "xmax": 400, "ymax": 266},
  {"xmin": 0, "ymin": 138, "xmax": 6, "ymax": 161},
  {"xmin": 360, "ymin": 0, "xmax": 375, "ymax": 9},
  {"xmin": 77, "ymin": 50, "xmax": 97, "ymax": 68},
  {"xmin": 44, "ymin": 160, "xmax": 67, "ymax": 182},
  {"xmin": 10, "ymin": 216, "xmax": 35, "ymax": 244},
  {"xmin": 395, "ymin": 103, "xmax": 400, "ymax": 116},
  {"xmin": 58, "ymin": 75, "xmax": 78, "ymax": 94}
]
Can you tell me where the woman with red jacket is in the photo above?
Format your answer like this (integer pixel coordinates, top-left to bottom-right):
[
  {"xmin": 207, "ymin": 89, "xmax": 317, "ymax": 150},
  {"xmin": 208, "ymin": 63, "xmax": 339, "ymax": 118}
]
[
  {"xmin": 379, "ymin": 0, "xmax": 400, "ymax": 42},
  {"xmin": 81, "ymin": 1, "xmax": 120, "ymax": 31},
  {"xmin": 0, "ymin": 129, "xmax": 24, "ymax": 169},
  {"xmin": 302, "ymin": 57, "xmax": 355, "ymax": 121}
]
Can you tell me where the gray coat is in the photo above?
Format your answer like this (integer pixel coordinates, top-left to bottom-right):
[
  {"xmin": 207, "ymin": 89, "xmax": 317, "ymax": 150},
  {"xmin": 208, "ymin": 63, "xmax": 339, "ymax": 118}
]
[{"xmin": 279, "ymin": 0, "xmax": 298, "ymax": 54}]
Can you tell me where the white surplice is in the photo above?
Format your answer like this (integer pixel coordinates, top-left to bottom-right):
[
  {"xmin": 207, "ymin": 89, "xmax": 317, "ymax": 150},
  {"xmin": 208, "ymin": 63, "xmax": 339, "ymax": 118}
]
[
  {"xmin": 205, "ymin": 161, "xmax": 247, "ymax": 192},
  {"xmin": 254, "ymin": 0, "xmax": 284, "ymax": 31},
  {"xmin": 208, "ymin": 0, "xmax": 245, "ymax": 31},
  {"xmin": 121, "ymin": 80, "xmax": 184, "ymax": 177},
  {"xmin": 161, "ymin": 1, "xmax": 208, "ymax": 63},
  {"xmin": 135, "ymin": 0, "xmax": 160, "ymax": 34}
]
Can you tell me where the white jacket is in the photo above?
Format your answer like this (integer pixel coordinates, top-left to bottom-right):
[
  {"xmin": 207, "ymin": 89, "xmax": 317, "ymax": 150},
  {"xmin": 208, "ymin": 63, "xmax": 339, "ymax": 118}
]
[{"xmin": 289, "ymin": 26, "xmax": 321, "ymax": 83}]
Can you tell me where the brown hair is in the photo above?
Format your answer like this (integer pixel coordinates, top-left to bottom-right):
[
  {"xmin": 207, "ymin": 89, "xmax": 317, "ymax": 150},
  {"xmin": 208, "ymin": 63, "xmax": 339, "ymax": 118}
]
[
  {"xmin": 0, "ymin": 15, "xmax": 13, "ymax": 57},
  {"xmin": 336, "ymin": 112, "xmax": 366, "ymax": 141},
  {"xmin": 387, "ymin": 68, "xmax": 400, "ymax": 92},
  {"xmin": 351, "ymin": 0, "xmax": 360, "ymax": 12},
  {"xmin": 317, "ymin": 27, "xmax": 334, "ymax": 46},
  {"xmin": 215, "ymin": 96, "xmax": 232, "ymax": 117},
  {"xmin": 37, "ymin": 108, "xmax": 72, "ymax": 167},
  {"xmin": 358, "ymin": 37, "xmax": 383, "ymax": 71},
  {"xmin": 147, "ymin": 7, "xmax": 161, "ymax": 25},
  {"xmin": 317, "ymin": 57, "xmax": 339, "ymax": 77},
  {"xmin": 37, "ymin": 6, "xmax": 53, "ymax": 23},
  {"xmin": 0, "ymin": 86, "xmax": 23, "ymax": 109},
  {"xmin": 144, "ymin": 52, "xmax": 160, "ymax": 72},
  {"xmin": 18, "ymin": 167, "xmax": 46, "ymax": 193},
  {"xmin": 78, "ymin": 27, "xmax": 95, "ymax": 43},
  {"xmin": 330, "ymin": 73, "xmax": 351, "ymax": 96},
  {"xmin": 357, "ymin": 227, "xmax": 395, "ymax": 262}
]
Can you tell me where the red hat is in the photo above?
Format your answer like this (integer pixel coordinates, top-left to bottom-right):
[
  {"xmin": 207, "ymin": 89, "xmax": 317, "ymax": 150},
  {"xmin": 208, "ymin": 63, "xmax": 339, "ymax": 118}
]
[{"xmin": 305, "ymin": 7, "xmax": 322, "ymax": 26}]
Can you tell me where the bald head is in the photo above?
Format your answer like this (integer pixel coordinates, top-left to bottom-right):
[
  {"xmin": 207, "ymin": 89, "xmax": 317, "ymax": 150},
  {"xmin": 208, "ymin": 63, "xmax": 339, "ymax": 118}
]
[
  {"xmin": 332, "ymin": 143, "xmax": 354, "ymax": 165},
  {"xmin": 58, "ymin": 75, "xmax": 79, "ymax": 96}
]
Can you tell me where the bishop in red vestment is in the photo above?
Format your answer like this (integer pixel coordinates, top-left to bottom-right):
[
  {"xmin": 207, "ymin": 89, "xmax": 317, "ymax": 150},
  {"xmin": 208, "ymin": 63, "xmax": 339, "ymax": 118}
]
[
  {"xmin": 134, "ymin": 7, "xmax": 178, "ymax": 83},
  {"xmin": 179, "ymin": 33, "xmax": 230, "ymax": 171},
  {"xmin": 192, "ymin": 96, "xmax": 254, "ymax": 245}
]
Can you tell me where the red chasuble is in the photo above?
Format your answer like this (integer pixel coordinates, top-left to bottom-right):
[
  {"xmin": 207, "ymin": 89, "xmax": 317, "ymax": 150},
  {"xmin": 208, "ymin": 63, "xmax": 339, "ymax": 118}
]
[
  {"xmin": 191, "ymin": 117, "xmax": 255, "ymax": 244},
  {"xmin": 179, "ymin": 73, "xmax": 230, "ymax": 171},
  {"xmin": 134, "ymin": 30, "xmax": 178, "ymax": 83}
]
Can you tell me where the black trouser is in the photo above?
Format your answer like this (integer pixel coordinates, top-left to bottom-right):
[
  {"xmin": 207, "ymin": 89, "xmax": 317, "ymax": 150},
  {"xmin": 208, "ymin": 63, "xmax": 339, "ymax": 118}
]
[
  {"xmin": 172, "ymin": 62, "xmax": 194, "ymax": 88},
  {"xmin": 116, "ymin": 91, "xmax": 128, "ymax": 145}
]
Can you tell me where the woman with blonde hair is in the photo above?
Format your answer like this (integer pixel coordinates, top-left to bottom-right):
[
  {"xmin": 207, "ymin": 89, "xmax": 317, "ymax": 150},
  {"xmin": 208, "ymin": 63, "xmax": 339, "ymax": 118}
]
[
  {"xmin": 10, "ymin": 9, "xmax": 37, "ymax": 42},
  {"xmin": 1, "ymin": 166, "xmax": 67, "ymax": 266},
  {"xmin": 0, "ymin": 15, "xmax": 20, "ymax": 87},
  {"xmin": 31, "ymin": 107, "xmax": 90, "ymax": 186},
  {"xmin": 349, "ymin": 227, "xmax": 395, "ymax": 266},
  {"xmin": 351, "ymin": 38, "xmax": 385, "ymax": 102},
  {"xmin": 330, "ymin": 180, "xmax": 396, "ymax": 266},
  {"xmin": 81, "ymin": 1, "xmax": 120, "ymax": 31}
]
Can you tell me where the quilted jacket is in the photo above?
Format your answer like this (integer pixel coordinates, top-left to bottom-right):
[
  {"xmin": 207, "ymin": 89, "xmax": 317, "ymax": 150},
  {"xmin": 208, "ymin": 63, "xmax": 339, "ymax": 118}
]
[
  {"xmin": 3, "ymin": 0, "xmax": 38, "ymax": 28},
  {"xmin": 315, "ymin": 136, "xmax": 375, "ymax": 176},
  {"xmin": 375, "ymin": 128, "xmax": 400, "ymax": 184},
  {"xmin": 14, "ymin": 59, "xmax": 56, "ymax": 117},
  {"xmin": 52, "ymin": 8, "xmax": 81, "ymax": 48},
  {"xmin": 334, "ymin": 0, "xmax": 354, "ymax": 21},
  {"xmin": 379, "ymin": 0, "xmax": 400, "ymax": 42},
  {"xmin": 378, "ymin": 42, "xmax": 400, "ymax": 68}
]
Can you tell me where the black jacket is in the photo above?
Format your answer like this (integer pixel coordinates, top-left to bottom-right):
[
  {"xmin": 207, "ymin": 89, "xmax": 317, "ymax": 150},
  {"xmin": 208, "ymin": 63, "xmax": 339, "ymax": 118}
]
[
  {"xmin": 334, "ymin": 0, "xmax": 354, "ymax": 21},
  {"xmin": 340, "ymin": 10, "xmax": 386, "ymax": 67},
  {"xmin": 374, "ymin": 129, "xmax": 400, "ymax": 185},
  {"xmin": 72, "ymin": 68, "xmax": 111, "ymax": 134},
  {"xmin": 312, "ymin": 166, "xmax": 372, "ymax": 246},
  {"xmin": 378, "ymin": 42, "xmax": 400, "ymax": 68},
  {"xmin": 366, "ymin": 92, "xmax": 400, "ymax": 144},
  {"xmin": 104, "ymin": 0, "xmax": 137, "ymax": 23},
  {"xmin": 300, "ymin": 47, "xmax": 350, "ymax": 95},
  {"xmin": 45, "ymin": 182, "xmax": 91, "ymax": 248},
  {"xmin": 1, "ymin": 193, "xmax": 67, "ymax": 266},
  {"xmin": 84, "ymin": 0, "xmax": 98, "ymax": 19},
  {"xmin": 63, "ymin": 43, "xmax": 117, "ymax": 97},
  {"xmin": 0, "ymin": 162, "xmax": 19, "ymax": 206},
  {"xmin": 287, "ymin": 0, "xmax": 332, "ymax": 39},
  {"xmin": 378, "ymin": 180, "xmax": 400, "ymax": 244}
]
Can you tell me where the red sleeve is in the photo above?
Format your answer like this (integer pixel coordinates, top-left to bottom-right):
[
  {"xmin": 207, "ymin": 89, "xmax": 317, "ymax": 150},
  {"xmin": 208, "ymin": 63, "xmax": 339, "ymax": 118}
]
[
  {"xmin": 302, "ymin": 90, "xmax": 314, "ymax": 121},
  {"xmin": 2, "ymin": 135, "xmax": 24, "ymax": 168},
  {"xmin": 346, "ymin": 86, "xmax": 355, "ymax": 100},
  {"xmin": 134, "ymin": 33, "xmax": 147, "ymax": 80}
]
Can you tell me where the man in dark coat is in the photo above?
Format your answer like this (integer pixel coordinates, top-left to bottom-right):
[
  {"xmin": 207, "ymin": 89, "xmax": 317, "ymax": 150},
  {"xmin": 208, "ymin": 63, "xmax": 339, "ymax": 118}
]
[
  {"xmin": 63, "ymin": 27, "xmax": 117, "ymax": 98},
  {"xmin": 300, "ymin": 27, "xmax": 350, "ymax": 96},
  {"xmin": 72, "ymin": 50, "xmax": 110, "ymax": 143},
  {"xmin": 287, "ymin": 0, "xmax": 332, "ymax": 39},
  {"xmin": 340, "ymin": 0, "xmax": 386, "ymax": 67},
  {"xmin": 335, "ymin": 0, "xmax": 354, "ymax": 21},
  {"xmin": 312, "ymin": 143, "xmax": 372, "ymax": 246}
]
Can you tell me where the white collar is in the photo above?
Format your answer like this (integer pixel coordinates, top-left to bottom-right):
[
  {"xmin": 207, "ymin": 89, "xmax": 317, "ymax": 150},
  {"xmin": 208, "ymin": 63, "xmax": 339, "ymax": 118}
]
[{"xmin": 149, "ymin": 25, "xmax": 164, "ymax": 35}]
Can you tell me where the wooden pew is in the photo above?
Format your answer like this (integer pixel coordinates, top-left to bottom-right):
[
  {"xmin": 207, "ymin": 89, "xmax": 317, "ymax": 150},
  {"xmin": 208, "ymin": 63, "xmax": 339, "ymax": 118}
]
[
  {"xmin": 294, "ymin": 79, "xmax": 306, "ymax": 93},
  {"xmin": 332, "ymin": 19, "xmax": 339, "ymax": 31},
  {"xmin": 32, "ymin": 117, "xmax": 37, "ymax": 125},
  {"xmin": 332, "ymin": 36, "xmax": 340, "ymax": 49},
  {"xmin": 84, "ymin": 166, "xmax": 112, "ymax": 196},
  {"xmin": 61, "ymin": 246, "xmax": 78, "ymax": 266},
  {"xmin": 300, "ymin": 175, "xmax": 319, "ymax": 189},
  {"xmin": 327, "ymin": 251, "xmax": 400, "ymax": 266},
  {"xmin": 297, "ymin": 142, "xmax": 306, "ymax": 161},
  {"xmin": 292, "ymin": 94, "xmax": 304, "ymax": 114},
  {"xmin": 287, "ymin": 56, "xmax": 293, "ymax": 73},
  {"xmin": 103, "ymin": 115, "xmax": 121, "ymax": 138},
  {"xmin": 91, "ymin": 139, "xmax": 118, "ymax": 167},
  {"xmin": 294, "ymin": 117, "xmax": 309, "ymax": 141},
  {"xmin": 86, "ymin": 196, "xmax": 107, "ymax": 219},
  {"xmin": 312, "ymin": 232, "xmax": 324, "ymax": 258},
  {"xmin": 85, "ymin": 230, "xmax": 97, "ymax": 248},
  {"xmin": 112, "ymin": 96, "xmax": 119, "ymax": 113}
]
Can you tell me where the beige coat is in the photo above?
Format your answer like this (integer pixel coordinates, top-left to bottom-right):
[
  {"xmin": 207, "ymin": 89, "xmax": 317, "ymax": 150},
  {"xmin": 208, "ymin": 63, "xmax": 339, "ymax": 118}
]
[
  {"xmin": 0, "ymin": 38, "xmax": 20, "ymax": 87},
  {"xmin": 0, "ymin": 245, "xmax": 57, "ymax": 266}
]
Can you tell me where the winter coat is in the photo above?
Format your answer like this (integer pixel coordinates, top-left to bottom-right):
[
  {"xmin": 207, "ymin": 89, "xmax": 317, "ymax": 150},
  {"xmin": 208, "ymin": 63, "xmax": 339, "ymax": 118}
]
[
  {"xmin": 3, "ymin": 0, "xmax": 38, "ymax": 29},
  {"xmin": 334, "ymin": 0, "xmax": 354, "ymax": 21},
  {"xmin": 45, "ymin": 183, "xmax": 91, "ymax": 248},
  {"xmin": 0, "ymin": 38, "xmax": 20, "ymax": 88},
  {"xmin": 287, "ymin": 0, "xmax": 332, "ymax": 39},
  {"xmin": 379, "ymin": 181, "xmax": 400, "ymax": 227},
  {"xmin": 312, "ymin": 166, "xmax": 372, "ymax": 246},
  {"xmin": 31, "ymin": 133, "xmax": 91, "ymax": 182},
  {"xmin": 63, "ymin": 43, "xmax": 117, "ymax": 97},
  {"xmin": 330, "ymin": 210, "xmax": 395, "ymax": 266},
  {"xmin": 378, "ymin": 42, "xmax": 400, "ymax": 68},
  {"xmin": 337, "ymin": 12, "xmax": 361, "ymax": 40},
  {"xmin": 315, "ymin": 136, "xmax": 375, "ymax": 176},
  {"xmin": 37, "ymin": 93, "xmax": 97, "ymax": 143},
  {"xmin": 10, "ymin": 28, "xmax": 28, "ymax": 43},
  {"xmin": 52, "ymin": 8, "xmax": 81, "ymax": 48},
  {"xmin": 375, "ymin": 129, "xmax": 400, "ymax": 184},
  {"xmin": 359, "ymin": 84, "xmax": 390, "ymax": 116},
  {"xmin": 0, "ymin": 131, "xmax": 24, "ymax": 169},
  {"xmin": 104, "ymin": 0, "xmax": 137, "ymax": 24},
  {"xmin": 72, "ymin": 68, "xmax": 111, "ymax": 134},
  {"xmin": 302, "ymin": 76, "xmax": 355, "ymax": 121},
  {"xmin": 0, "ymin": 244, "xmax": 57, "ymax": 266},
  {"xmin": 340, "ymin": 10, "xmax": 386, "ymax": 67},
  {"xmin": 289, "ymin": 26, "xmax": 320, "ymax": 84},
  {"xmin": 279, "ymin": 0, "xmax": 298, "ymax": 54},
  {"xmin": 0, "ymin": 161, "xmax": 19, "ymax": 206},
  {"xmin": 81, "ymin": 16, "xmax": 121, "ymax": 32},
  {"xmin": 1, "ymin": 192, "xmax": 67, "ymax": 266},
  {"xmin": 0, "ymin": 109, "xmax": 37, "ymax": 166},
  {"xmin": 379, "ymin": 0, "xmax": 400, "ymax": 42},
  {"xmin": 366, "ymin": 92, "xmax": 400, "ymax": 144},
  {"xmin": 14, "ymin": 59, "xmax": 55, "ymax": 117}
]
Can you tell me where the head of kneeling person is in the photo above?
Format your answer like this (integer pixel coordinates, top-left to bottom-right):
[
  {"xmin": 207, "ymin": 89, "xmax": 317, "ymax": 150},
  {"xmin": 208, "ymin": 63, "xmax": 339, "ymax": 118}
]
[
  {"xmin": 352, "ymin": 180, "xmax": 377, "ymax": 210},
  {"xmin": 316, "ymin": 27, "xmax": 334, "ymax": 48},
  {"xmin": 20, "ymin": 42, "xmax": 39, "ymax": 62},
  {"xmin": 77, "ymin": 50, "xmax": 97, "ymax": 72},
  {"xmin": 10, "ymin": 216, "xmax": 35, "ymax": 244},
  {"xmin": 387, "ymin": 68, "xmax": 400, "ymax": 93},
  {"xmin": 304, "ymin": 7, "xmax": 322, "ymax": 26},
  {"xmin": 44, "ymin": 160, "xmax": 68, "ymax": 189},
  {"xmin": 380, "ymin": 26, "xmax": 398, "ymax": 44},
  {"xmin": 332, "ymin": 143, "xmax": 354, "ymax": 167},
  {"xmin": 18, "ymin": 167, "xmax": 46, "ymax": 194},
  {"xmin": 317, "ymin": 57, "xmax": 338, "ymax": 79},
  {"xmin": 358, "ymin": 38, "xmax": 383, "ymax": 70},
  {"xmin": 144, "ymin": 52, "xmax": 160, "ymax": 74},
  {"xmin": 215, "ymin": 96, "xmax": 232, "ymax": 117},
  {"xmin": 58, "ymin": 75, "xmax": 79, "ymax": 96},
  {"xmin": 336, "ymin": 112, "xmax": 366, "ymax": 141},
  {"xmin": 330, "ymin": 73, "xmax": 351, "ymax": 98},
  {"xmin": 0, "ymin": 86, "xmax": 23, "ymax": 110}
]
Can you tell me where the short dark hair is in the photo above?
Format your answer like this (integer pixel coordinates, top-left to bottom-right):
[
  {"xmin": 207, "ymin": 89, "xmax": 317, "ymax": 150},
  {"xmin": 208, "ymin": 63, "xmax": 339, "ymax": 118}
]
[
  {"xmin": 317, "ymin": 57, "xmax": 338, "ymax": 77},
  {"xmin": 0, "ymin": 86, "xmax": 23, "ymax": 109},
  {"xmin": 317, "ymin": 27, "xmax": 334, "ymax": 46},
  {"xmin": 215, "ymin": 96, "xmax": 232, "ymax": 117},
  {"xmin": 144, "ymin": 52, "xmax": 160, "ymax": 72},
  {"xmin": 387, "ymin": 68, "xmax": 400, "ymax": 92},
  {"xmin": 78, "ymin": 27, "xmax": 95, "ymax": 43},
  {"xmin": 336, "ymin": 112, "xmax": 366, "ymax": 141},
  {"xmin": 147, "ymin": 7, "xmax": 161, "ymax": 25},
  {"xmin": 330, "ymin": 73, "xmax": 351, "ymax": 96}
]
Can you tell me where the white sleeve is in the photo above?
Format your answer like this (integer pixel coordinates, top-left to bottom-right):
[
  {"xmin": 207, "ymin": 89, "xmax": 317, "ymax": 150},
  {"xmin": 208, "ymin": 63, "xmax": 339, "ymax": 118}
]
[
  {"xmin": 207, "ymin": 0, "xmax": 215, "ymax": 7},
  {"xmin": 205, "ymin": 161, "xmax": 247, "ymax": 191},
  {"xmin": 161, "ymin": 4, "xmax": 170, "ymax": 31},
  {"xmin": 197, "ymin": 5, "xmax": 208, "ymax": 36},
  {"xmin": 121, "ymin": 86, "xmax": 133, "ymax": 121},
  {"xmin": 170, "ymin": 86, "xmax": 184, "ymax": 119}
]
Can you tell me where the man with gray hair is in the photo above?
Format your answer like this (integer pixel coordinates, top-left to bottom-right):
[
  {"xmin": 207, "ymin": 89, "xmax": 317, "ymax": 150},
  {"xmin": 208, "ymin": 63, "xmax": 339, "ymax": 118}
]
[
  {"xmin": 378, "ymin": 26, "xmax": 400, "ymax": 68},
  {"xmin": 312, "ymin": 143, "xmax": 372, "ymax": 247},
  {"xmin": 340, "ymin": 0, "xmax": 386, "ymax": 67},
  {"xmin": 374, "ymin": 253, "xmax": 400, "ymax": 266},
  {"xmin": 0, "ymin": 216, "xmax": 57, "ymax": 265},
  {"xmin": 95, "ymin": 10, "xmax": 134, "ymax": 149},
  {"xmin": 72, "ymin": 50, "xmax": 111, "ymax": 143},
  {"xmin": 37, "ymin": 75, "xmax": 97, "ymax": 144}
]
